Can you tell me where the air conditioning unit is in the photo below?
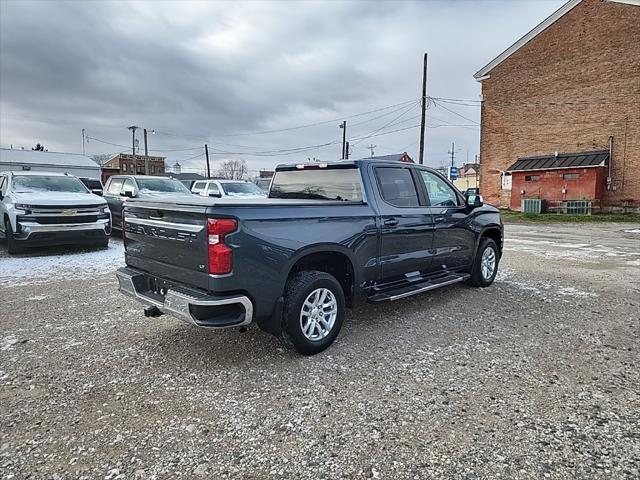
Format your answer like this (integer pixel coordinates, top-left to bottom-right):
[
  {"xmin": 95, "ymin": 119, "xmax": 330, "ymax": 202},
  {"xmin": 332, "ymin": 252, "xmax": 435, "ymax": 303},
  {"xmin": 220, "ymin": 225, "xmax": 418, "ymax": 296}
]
[
  {"xmin": 522, "ymin": 198, "xmax": 544, "ymax": 214},
  {"xmin": 563, "ymin": 200, "xmax": 592, "ymax": 215}
]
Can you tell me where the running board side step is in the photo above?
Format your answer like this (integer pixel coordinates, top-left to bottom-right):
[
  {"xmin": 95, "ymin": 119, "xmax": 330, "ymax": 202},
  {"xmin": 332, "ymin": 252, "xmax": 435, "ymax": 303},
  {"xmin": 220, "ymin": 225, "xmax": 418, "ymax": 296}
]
[{"xmin": 367, "ymin": 274, "xmax": 470, "ymax": 303}]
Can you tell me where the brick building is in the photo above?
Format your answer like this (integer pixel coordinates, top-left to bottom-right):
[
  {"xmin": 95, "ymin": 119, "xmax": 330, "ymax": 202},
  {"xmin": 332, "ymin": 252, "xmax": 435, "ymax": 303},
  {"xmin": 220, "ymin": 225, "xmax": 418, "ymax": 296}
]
[
  {"xmin": 474, "ymin": 0, "xmax": 639, "ymax": 212},
  {"xmin": 369, "ymin": 152, "xmax": 414, "ymax": 163},
  {"xmin": 100, "ymin": 153, "xmax": 166, "ymax": 184}
]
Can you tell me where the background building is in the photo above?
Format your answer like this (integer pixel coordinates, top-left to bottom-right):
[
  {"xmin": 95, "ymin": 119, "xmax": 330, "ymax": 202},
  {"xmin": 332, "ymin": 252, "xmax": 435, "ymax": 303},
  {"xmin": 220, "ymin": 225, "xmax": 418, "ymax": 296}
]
[
  {"xmin": 368, "ymin": 153, "xmax": 414, "ymax": 163},
  {"xmin": 0, "ymin": 148, "xmax": 101, "ymax": 179},
  {"xmin": 100, "ymin": 153, "xmax": 166, "ymax": 183},
  {"xmin": 475, "ymin": 0, "xmax": 639, "ymax": 212},
  {"xmin": 452, "ymin": 163, "xmax": 480, "ymax": 192}
]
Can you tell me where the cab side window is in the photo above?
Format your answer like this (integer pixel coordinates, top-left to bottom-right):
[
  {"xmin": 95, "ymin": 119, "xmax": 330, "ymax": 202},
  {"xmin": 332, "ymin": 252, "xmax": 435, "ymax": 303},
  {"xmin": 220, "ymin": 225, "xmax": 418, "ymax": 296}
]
[
  {"xmin": 375, "ymin": 167, "xmax": 419, "ymax": 207},
  {"xmin": 0, "ymin": 175, "xmax": 6, "ymax": 196},
  {"xmin": 418, "ymin": 170, "xmax": 459, "ymax": 207},
  {"xmin": 107, "ymin": 178, "xmax": 124, "ymax": 195},
  {"xmin": 192, "ymin": 182, "xmax": 206, "ymax": 194},
  {"xmin": 122, "ymin": 178, "xmax": 136, "ymax": 195},
  {"xmin": 207, "ymin": 183, "xmax": 220, "ymax": 196}
]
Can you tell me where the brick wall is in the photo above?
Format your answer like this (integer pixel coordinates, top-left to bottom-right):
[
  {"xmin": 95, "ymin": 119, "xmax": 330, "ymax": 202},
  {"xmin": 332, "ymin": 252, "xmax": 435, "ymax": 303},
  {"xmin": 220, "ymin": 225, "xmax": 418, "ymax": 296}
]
[
  {"xmin": 478, "ymin": 0, "xmax": 640, "ymax": 211},
  {"xmin": 510, "ymin": 167, "xmax": 606, "ymax": 211}
]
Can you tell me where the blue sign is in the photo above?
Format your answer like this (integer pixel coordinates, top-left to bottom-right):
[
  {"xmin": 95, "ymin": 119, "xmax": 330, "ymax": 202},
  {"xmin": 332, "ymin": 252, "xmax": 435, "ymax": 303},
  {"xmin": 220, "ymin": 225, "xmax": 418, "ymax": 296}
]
[{"xmin": 449, "ymin": 166, "xmax": 458, "ymax": 180}]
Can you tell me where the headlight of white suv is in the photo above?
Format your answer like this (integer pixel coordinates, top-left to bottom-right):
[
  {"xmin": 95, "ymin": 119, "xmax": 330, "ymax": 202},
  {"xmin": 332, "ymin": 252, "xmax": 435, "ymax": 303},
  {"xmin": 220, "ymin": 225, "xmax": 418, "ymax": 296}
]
[{"xmin": 14, "ymin": 203, "xmax": 31, "ymax": 212}]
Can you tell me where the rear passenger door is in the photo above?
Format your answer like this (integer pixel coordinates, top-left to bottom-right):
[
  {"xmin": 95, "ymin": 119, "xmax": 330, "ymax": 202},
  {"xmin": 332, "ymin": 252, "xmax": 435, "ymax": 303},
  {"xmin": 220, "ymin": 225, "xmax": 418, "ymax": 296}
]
[
  {"xmin": 415, "ymin": 169, "xmax": 475, "ymax": 272},
  {"xmin": 373, "ymin": 165, "xmax": 434, "ymax": 282}
]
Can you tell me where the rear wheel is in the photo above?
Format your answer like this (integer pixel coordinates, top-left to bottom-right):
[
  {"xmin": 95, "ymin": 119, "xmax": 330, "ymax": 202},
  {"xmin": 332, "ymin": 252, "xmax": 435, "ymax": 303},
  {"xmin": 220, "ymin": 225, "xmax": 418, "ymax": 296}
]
[
  {"xmin": 5, "ymin": 218, "xmax": 24, "ymax": 254},
  {"xmin": 281, "ymin": 271, "xmax": 345, "ymax": 355},
  {"xmin": 467, "ymin": 237, "xmax": 499, "ymax": 287}
]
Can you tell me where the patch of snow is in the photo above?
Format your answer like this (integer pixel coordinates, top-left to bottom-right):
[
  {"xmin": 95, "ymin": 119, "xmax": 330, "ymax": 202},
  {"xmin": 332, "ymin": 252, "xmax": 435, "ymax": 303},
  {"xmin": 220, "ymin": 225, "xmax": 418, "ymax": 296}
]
[
  {"xmin": 497, "ymin": 269, "xmax": 597, "ymax": 298},
  {"xmin": 0, "ymin": 242, "xmax": 124, "ymax": 287},
  {"xmin": 26, "ymin": 294, "xmax": 49, "ymax": 301},
  {"xmin": 624, "ymin": 229, "xmax": 640, "ymax": 234},
  {"xmin": 1, "ymin": 335, "xmax": 19, "ymax": 352},
  {"xmin": 556, "ymin": 287, "xmax": 596, "ymax": 298},
  {"xmin": 626, "ymin": 259, "xmax": 640, "ymax": 267}
]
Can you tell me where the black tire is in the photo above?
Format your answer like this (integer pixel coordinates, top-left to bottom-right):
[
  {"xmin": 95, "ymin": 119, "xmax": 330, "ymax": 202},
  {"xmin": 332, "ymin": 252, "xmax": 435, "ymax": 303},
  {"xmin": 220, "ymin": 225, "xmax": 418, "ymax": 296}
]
[
  {"xmin": 5, "ymin": 218, "xmax": 25, "ymax": 254},
  {"xmin": 467, "ymin": 237, "xmax": 499, "ymax": 287},
  {"xmin": 281, "ymin": 270, "xmax": 345, "ymax": 355},
  {"xmin": 94, "ymin": 238, "xmax": 110, "ymax": 248}
]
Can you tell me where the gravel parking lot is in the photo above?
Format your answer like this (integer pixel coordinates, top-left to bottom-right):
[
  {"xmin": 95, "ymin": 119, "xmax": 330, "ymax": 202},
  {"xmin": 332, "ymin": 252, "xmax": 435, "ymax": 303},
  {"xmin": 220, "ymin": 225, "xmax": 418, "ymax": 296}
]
[{"xmin": 1, "ymin": 223, "xmax": 639, "ymax": 479}]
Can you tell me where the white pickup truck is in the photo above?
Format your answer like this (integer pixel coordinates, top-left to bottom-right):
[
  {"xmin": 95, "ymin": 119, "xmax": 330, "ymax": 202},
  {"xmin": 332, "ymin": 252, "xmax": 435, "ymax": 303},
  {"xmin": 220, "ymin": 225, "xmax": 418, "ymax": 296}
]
[{"xmin": 0, "ymin": 171, "xmax": 111, "ymax": 254}]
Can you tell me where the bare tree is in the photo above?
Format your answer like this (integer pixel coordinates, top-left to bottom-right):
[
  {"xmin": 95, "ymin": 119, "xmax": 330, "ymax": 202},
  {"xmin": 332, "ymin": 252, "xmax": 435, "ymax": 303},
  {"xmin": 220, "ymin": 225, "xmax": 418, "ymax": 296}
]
[
  {"xmin": 32, "ymin": 143, "xmax": 47, "ymax": 151},
  {"xmin": 216, "ymin": 159, "xmax": 248, "ymax": 180},
  {"xmin": 91, "ymin": 153, "xmax": 113, "ymax": 166}
]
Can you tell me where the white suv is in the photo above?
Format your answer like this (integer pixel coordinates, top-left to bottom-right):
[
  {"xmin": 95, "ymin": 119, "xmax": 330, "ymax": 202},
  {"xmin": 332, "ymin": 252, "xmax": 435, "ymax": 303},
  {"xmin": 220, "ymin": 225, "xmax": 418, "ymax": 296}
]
[
  {"xmin": 0, "ymin": 171, "xmax": 111, "ymax": 254},
  {"xmin": 191, "ymin": 179, "xmax": 266, "ymax": 198}
]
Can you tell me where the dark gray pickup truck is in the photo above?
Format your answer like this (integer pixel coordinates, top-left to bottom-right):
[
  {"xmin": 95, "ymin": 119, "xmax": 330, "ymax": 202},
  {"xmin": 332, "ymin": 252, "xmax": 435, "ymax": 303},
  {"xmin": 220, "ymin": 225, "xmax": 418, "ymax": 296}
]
[{"xmin": 116, "ymin": 159, "xmax": 502, "ymax": 354}]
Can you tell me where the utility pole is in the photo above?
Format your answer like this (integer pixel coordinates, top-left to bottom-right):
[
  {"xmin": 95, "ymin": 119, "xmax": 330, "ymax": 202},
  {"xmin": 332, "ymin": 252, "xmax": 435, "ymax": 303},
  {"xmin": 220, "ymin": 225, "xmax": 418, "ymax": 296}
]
[
  {"xmin": 345, "ymin": 141, "xmax": 350, "ymax": 160},
  {"xmin": 448, "ymin": 141, "xmax": 456, "ymax": 166},
  {"xmin": 81, "ymin": 128, "xmax": 85, "ymax": 156},
  {"xmin": 205, "ymin": 144, "xmax": 211, "ymax": 178},
  {"xmin": 418, "ymin": 53, "xmax": 428, "ymax": 165},
  {"xmin": 128, "ymin": 125, "xmax": 139, "ymax": 173},
  {"xmin": 339, "ymin": 121, "xmax": 347, "ymax": 159},
  {"xmin": 367, "ymin": 144, "xmax": 376, "ymax": 157},
  {"xmin": 143, "ymin": 128, "xmax": 149, "ymax": 175}
]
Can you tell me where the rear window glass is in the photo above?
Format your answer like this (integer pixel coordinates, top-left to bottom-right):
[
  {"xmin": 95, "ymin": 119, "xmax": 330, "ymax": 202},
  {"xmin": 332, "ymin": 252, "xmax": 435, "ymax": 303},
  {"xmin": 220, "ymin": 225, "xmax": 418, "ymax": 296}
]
[
  {"xmin": 376, "ymin": 167, "xmax": 419, "ymax": 207},
  {"xmin": 81, "ymin": 178, "xmax": 102, "ymax": 190},
  {"xmin": 221, "ymin": 182, "xmax": 264, "ymax": 196},
  {"xmin": 192, "ymin": 182, "xmax": 206, "ymax": 194},
  {"xmin": 270, "ymin": 167, "xmax": 363, "ymax": 201}
]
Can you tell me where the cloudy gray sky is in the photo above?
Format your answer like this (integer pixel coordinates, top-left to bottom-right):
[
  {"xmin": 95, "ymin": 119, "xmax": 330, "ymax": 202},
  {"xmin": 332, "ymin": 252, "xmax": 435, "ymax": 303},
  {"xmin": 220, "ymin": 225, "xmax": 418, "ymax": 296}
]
[{"xmin": 0, "ymin": 0, "xmax": 565, "ymax": 174}]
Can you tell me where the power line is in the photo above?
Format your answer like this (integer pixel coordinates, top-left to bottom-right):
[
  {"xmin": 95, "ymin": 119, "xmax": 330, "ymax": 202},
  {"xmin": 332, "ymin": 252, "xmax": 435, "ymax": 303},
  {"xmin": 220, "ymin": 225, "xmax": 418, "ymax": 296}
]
[
  {"xmin": 154, "ymin": 98, "xmax": 420, "ymax": 141},
  {"xmin": 432, "ymin": 100, "xmax": 480, "ymax": 125},
  {"xmin": 351, "ymin": 102, "xmax": 420, "ymax": 146}
]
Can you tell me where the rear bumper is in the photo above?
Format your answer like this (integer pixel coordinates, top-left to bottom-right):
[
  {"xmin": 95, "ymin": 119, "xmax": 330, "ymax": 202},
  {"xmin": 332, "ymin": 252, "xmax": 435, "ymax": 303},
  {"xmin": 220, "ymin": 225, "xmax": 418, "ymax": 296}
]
[
  {"xmin": 13, "ymin": 219, "xmax": 111, "ymax": 246},
  {"xmin": 116, "ymin": 267, "xmax": 253, "ymax": 329}
]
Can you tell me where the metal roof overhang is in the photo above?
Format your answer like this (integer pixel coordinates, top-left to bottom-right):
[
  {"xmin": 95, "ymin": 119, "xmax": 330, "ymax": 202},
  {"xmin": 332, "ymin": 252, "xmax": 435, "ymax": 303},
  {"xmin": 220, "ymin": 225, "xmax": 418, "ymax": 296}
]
[{"xmin": 506, "ymin": 150, "xmax": 609, "ymax": 172}]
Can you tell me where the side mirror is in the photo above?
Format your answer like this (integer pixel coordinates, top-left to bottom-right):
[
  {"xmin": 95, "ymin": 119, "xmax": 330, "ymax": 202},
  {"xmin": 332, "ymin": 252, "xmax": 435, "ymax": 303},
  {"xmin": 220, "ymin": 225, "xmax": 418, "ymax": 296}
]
[
  {"xmin": 209, "ymin": 192, "xmax": 222, "ymax": 198},
  {"xmin": 120, "ymin": 190, "xmax": 134, "ymax": 198},
  {"xmin": 466, "ymin": 194, "xmax": 483, "ymax": 208},
  {"xmin": 91, "ymin": 189, "xmax": 103, "ymax": 196}
]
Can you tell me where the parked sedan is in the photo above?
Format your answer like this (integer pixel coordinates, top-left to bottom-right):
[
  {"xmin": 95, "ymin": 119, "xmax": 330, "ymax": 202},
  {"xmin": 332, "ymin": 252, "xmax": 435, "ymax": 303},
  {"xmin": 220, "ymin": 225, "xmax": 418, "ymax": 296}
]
[
  {"xmin": 103, "ymin": 175, "xmax": 192, "ymax": 231},
  {"xmin": 191, "ymin": 179, "xmax": 266, "ymax": 198}
]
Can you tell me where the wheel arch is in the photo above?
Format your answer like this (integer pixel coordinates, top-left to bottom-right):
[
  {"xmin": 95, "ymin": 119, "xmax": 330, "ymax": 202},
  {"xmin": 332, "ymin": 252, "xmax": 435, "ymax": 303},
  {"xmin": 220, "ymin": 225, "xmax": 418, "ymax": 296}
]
[
  {"xmin": 284, "ymin": 244, "xmax": 357, "ymax": 306},
  {"xmin": 470, "ymin": 225, "xmax": 503, "ymax": 268}
]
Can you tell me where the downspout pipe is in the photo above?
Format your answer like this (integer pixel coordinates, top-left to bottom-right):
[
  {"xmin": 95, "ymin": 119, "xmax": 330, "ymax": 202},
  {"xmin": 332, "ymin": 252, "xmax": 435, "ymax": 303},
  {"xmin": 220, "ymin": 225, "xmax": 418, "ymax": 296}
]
[{"xmin": 607, "ymin": 135, "xmax": 613, "ymax": 190}]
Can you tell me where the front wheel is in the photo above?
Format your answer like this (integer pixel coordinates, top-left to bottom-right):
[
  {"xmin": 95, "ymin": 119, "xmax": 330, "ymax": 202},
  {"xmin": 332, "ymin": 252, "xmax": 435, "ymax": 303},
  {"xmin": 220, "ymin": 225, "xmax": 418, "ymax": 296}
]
[
  {"xmin": 5, "ymin": 218, "xmax": 24, "ymax": 254},
  {"xmin": 467, "ymin": 237, "xmax": 500, "ymax": 287},
  {"xmin": 281, "ymin": 271, "xmax": 345, "ymax": 355}
]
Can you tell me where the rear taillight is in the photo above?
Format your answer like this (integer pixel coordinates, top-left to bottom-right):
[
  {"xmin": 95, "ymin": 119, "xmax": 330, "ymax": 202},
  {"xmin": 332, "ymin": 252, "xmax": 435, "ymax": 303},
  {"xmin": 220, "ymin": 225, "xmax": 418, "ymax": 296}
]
[{"xmin": 207, "ymin": 218, "xmax": 237, "ymax": 274}]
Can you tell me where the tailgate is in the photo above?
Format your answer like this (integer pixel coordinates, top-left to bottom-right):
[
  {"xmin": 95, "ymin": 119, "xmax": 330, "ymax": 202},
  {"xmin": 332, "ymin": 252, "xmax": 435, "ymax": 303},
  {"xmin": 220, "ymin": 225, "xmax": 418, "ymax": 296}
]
[{"xmin": 123, "ymin": 201, "xmax": 210, "ymax": 290}]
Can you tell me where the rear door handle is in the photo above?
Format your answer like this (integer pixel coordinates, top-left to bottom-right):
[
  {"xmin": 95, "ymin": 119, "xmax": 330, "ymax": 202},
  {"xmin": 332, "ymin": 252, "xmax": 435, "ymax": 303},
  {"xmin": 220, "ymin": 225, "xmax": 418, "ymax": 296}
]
[
  {"xmin": 435, "ymin": 216, "xmax": 446, "ymax": 223},
  {"xmin": 384, "ymin": 218, "xmax": 399, "ymax": 227}
]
